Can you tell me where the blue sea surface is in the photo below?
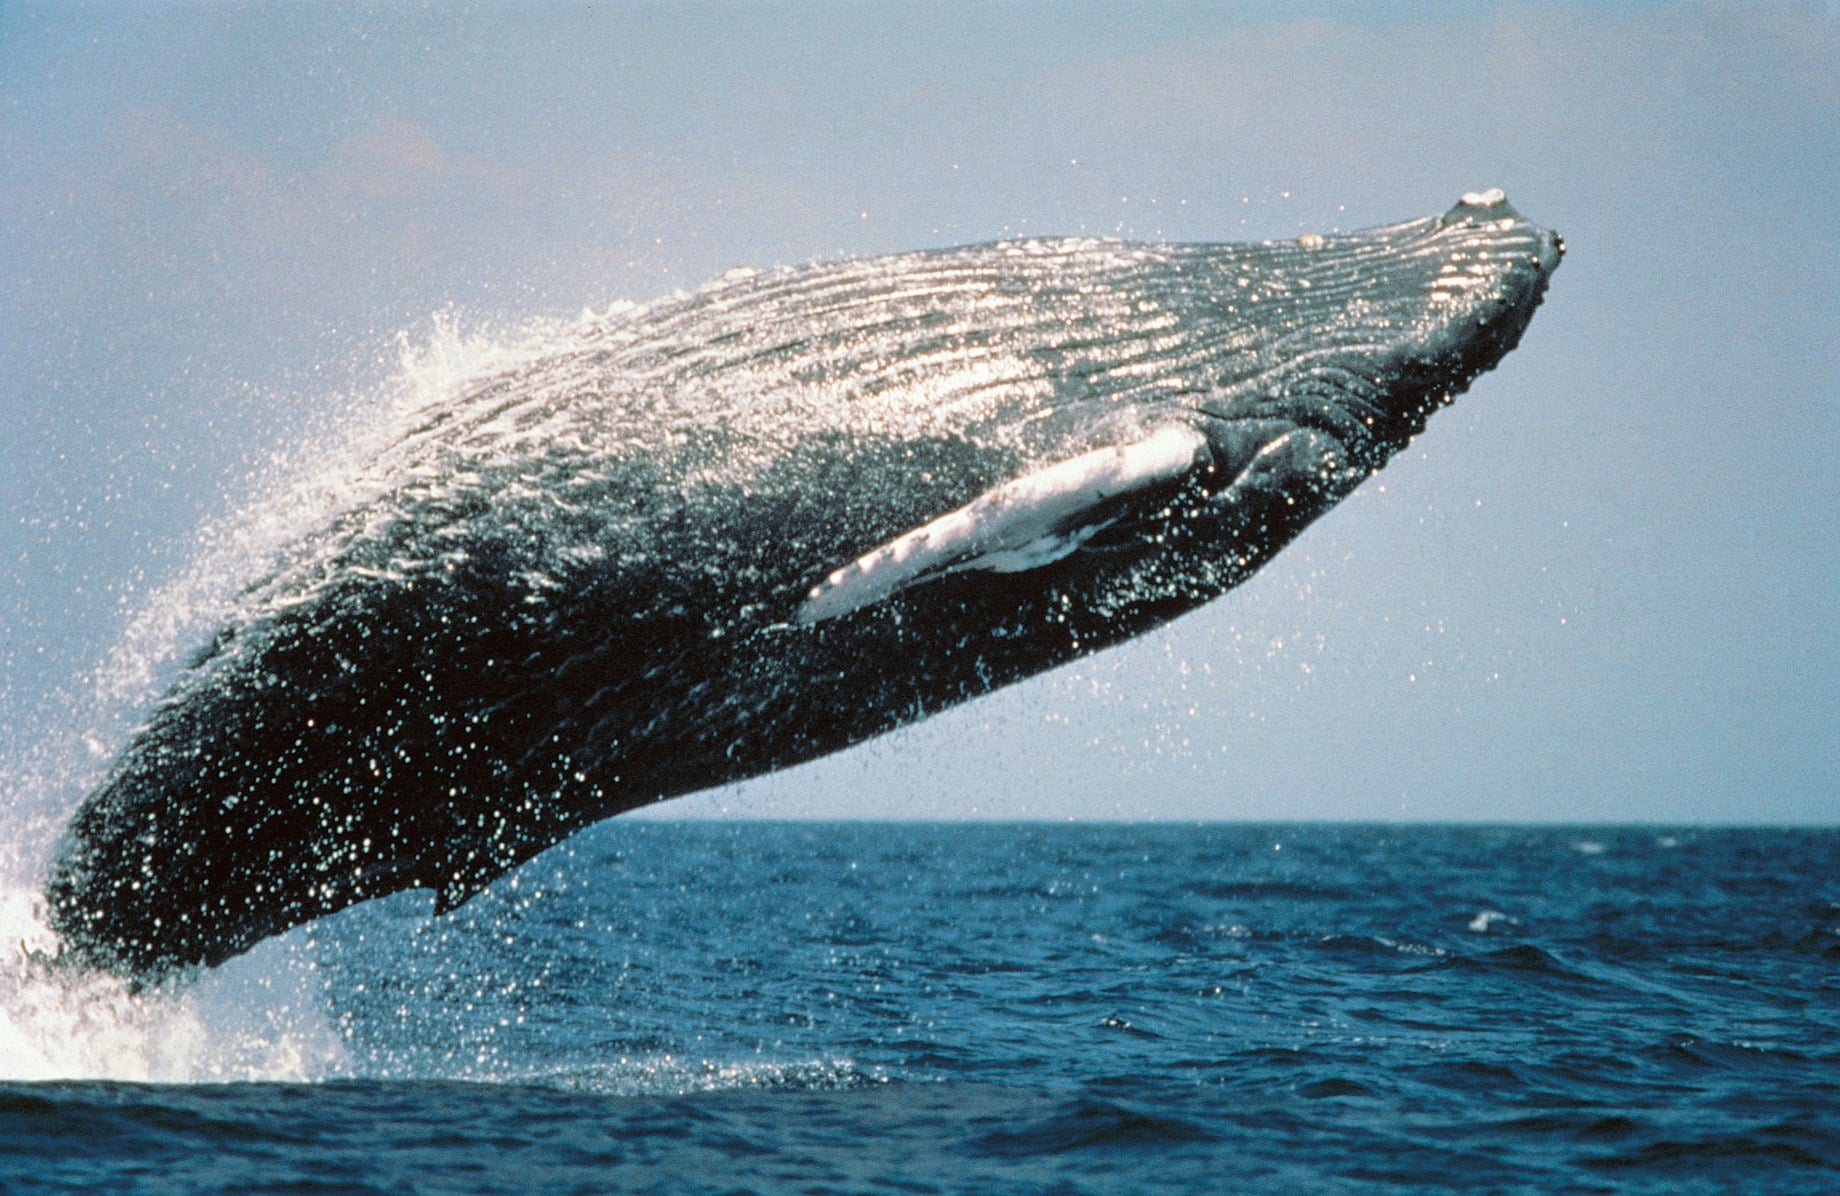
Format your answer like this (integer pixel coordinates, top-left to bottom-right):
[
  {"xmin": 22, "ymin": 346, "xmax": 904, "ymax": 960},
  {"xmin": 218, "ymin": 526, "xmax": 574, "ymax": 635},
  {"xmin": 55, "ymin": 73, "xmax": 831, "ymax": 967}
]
[{"xmin": 3, "ymin": 823, "xmax": 1836, "ymax": 1193}]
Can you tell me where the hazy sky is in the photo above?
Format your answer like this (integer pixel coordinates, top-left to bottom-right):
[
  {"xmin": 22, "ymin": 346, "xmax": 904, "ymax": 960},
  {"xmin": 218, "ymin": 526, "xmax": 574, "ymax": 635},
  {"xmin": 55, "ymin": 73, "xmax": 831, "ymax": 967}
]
[{"xmin": 2, "ymin": 2, "xmax": 1835, "ymax": 824}]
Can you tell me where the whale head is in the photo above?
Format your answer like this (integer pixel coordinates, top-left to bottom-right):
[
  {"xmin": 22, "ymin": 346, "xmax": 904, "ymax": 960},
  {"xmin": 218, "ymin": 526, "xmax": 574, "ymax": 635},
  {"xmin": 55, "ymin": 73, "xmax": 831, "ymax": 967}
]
[
  {"xmin": 796, "ymin": 190, "xmax": 1563, "ymax": 632},
  {"xmin": 1189, "ymin": 188, "xmax": 1563, "ymax": 477}
]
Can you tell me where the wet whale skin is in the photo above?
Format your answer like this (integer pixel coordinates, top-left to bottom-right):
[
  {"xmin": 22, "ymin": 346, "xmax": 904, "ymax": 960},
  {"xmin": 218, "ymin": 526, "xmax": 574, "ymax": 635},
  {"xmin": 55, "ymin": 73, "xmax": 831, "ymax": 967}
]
[{"xmin": 47, "ymin": 193, "xmax": 1562, "ymax": 978}]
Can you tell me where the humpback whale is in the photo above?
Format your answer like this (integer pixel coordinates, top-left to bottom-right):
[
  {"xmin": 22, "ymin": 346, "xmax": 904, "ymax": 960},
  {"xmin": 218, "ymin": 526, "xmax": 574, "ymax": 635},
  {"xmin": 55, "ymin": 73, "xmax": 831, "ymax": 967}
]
[{"xmin": 47, "ymin": 191, "xmax": 1561, "ymax": 979}]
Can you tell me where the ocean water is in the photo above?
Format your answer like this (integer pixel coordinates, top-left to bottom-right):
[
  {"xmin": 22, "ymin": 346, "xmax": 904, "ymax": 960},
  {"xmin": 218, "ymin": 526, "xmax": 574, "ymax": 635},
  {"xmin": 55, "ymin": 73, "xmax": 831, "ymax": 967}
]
[{"xmin": 1, "ymin": 821, "xmax": 1835, "ymax": 1193}]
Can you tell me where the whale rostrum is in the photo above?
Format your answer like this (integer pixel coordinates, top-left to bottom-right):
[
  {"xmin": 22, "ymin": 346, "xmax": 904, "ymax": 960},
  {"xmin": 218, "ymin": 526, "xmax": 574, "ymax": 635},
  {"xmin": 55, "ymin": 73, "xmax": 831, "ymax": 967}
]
[{"xmin": 47, "ymin": 192, "xmax": 1562, "ymax": 979}]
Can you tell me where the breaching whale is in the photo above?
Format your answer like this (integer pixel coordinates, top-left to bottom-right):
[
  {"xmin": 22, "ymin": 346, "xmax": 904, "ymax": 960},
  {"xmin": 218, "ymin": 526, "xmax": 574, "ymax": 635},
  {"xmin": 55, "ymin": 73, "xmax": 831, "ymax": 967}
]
[{"xmin": 47, "ymin": 191, "xmax": 1561, "ymax": 979}]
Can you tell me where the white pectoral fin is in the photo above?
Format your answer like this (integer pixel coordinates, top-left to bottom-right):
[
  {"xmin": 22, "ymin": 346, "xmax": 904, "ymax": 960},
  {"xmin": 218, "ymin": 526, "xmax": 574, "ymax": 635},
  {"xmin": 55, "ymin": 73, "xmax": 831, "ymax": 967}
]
[{"xmin": 798, "ymin": 424, "xmax": 1211, "ymax": 623}]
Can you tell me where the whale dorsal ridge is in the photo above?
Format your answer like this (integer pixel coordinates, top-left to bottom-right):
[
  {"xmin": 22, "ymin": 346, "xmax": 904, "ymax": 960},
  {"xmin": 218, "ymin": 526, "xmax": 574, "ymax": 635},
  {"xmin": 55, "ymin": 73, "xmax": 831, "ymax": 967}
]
[{"xmin": 797, "ymin": 423, "xmax": 1210, "ymax": 623}]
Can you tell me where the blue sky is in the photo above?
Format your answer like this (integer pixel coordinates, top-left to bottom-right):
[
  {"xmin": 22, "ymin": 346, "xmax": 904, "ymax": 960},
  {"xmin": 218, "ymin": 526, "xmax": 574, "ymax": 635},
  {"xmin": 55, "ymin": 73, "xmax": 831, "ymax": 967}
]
[{"xmin": 2, "ymin": 2, "xmax": 1835, "ymax": 823}]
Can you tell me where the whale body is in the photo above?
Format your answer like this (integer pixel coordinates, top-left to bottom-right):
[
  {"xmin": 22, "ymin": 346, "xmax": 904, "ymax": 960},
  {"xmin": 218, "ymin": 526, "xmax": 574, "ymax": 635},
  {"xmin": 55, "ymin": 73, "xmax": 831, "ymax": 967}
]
[{"xmin": 47, "ymin": 192, "xmax": 1561, "ymax": 979}]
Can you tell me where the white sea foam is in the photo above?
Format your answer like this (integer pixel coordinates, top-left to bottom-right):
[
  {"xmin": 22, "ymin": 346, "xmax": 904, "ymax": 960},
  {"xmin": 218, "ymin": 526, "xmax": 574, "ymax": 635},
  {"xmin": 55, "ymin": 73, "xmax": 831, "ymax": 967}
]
[
  {"xmin": 0, "ymin": 626, "xmax": 347, "ymax": 1083},
  {"xmin": 517, "ymin": 1055, "xmax": 887, "ymax": 1097},
  {"xmin": 0, "ymin": 817, "xmax": 349, "ymax": 1082}
]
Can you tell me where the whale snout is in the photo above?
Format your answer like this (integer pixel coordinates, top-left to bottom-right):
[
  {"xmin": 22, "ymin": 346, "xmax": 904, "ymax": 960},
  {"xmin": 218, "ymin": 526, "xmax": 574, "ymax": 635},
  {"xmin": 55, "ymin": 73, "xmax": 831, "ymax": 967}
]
[
  {"xmin": 1417, "ymin": 193, "xmax": 1562, "ymax": 374},
  {"xmin": 1188, "ymin": 191, "xmax": 1560, "ymax": 478},
  {"xmin": 1435, "ymin": 188, "xmax": 1564, "ymax": 292},
  {"xmin": 1538, "ymin": 226, "xmax": 1565, "ymax": 274}
]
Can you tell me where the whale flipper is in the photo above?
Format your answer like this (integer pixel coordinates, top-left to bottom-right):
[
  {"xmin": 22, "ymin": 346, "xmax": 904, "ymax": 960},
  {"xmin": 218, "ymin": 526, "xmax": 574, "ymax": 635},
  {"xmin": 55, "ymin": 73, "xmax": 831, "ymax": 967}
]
[{"xmin": 798, "ymin": 424, "xmax": 1213, "ymax": 623}]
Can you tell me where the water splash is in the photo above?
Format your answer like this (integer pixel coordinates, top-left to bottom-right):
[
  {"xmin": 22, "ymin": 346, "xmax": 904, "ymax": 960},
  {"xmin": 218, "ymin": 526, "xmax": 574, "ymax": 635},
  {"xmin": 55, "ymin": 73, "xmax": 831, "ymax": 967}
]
[
  {"xmin": 0, "ymin": 607, "xmax": 347, "ymax": 1084},
  {"xmin": 0, "ymin": 311, "xmax": 591, "ymax": 1083},
  {"xmin": 526, "ymin": 1056, "xmax": 889, "ymax": 1097},
  {"xmin": 95, "ymin": 310, "xmax": 576, "ymax": 711}
]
